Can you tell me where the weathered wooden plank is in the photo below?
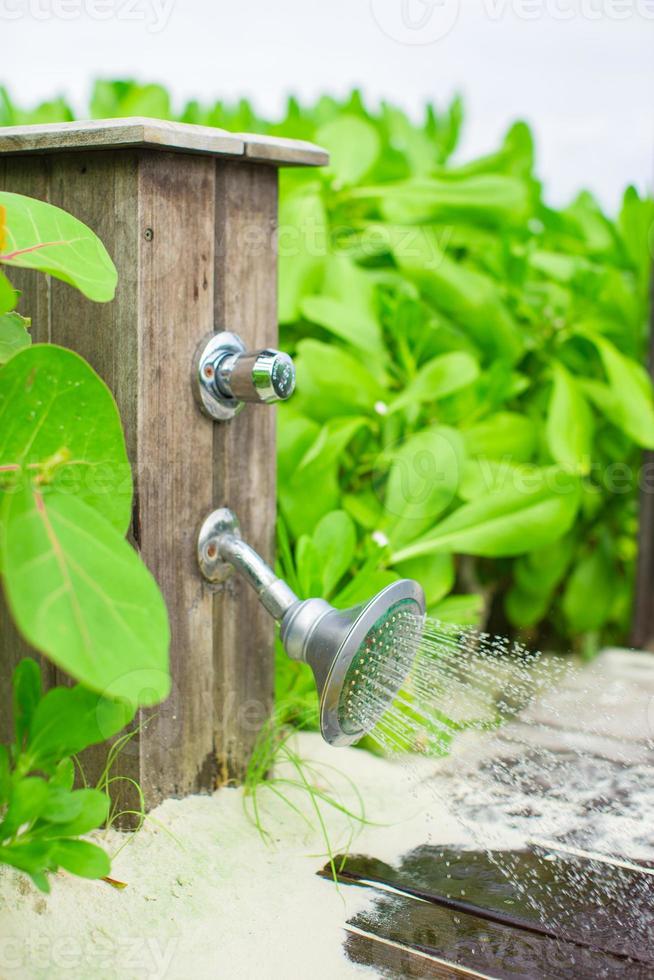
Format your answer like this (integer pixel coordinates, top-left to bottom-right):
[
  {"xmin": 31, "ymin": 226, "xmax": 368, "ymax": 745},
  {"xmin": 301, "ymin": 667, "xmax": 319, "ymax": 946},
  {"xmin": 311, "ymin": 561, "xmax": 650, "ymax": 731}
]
[
  {"xmin": 135, "ymin": 151, "xmax": 217, "ymax": 802},
  {"xmin": 242, "ymin": 133, "xmax": 330, "ymax": 167},
  {"xmin": 211, "ymin": 161, "xmax": 278, "ymax": 783},
  {"xmin": 0, "ymin": 118, "xmax": 328, "ymax": 168},
  {"xmin": 520, "ymin": 651, "xmax": 654, "ymax": 744}
]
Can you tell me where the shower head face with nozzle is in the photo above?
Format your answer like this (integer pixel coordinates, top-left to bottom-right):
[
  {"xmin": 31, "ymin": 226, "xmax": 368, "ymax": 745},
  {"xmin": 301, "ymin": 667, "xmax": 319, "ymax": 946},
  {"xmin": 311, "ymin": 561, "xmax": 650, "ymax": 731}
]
[
  {"xmin": 337, "ymin": 596, "xmax": 424, "ymax": 739},
  {"xmin": 282, "ymin": 580, "xmax": 425, "ymax": 747}
]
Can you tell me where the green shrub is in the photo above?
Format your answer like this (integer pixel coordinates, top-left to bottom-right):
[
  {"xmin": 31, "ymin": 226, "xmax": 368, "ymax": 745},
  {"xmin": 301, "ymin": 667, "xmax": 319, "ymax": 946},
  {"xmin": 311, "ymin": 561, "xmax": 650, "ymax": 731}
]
[{"xmin": 2, "ymin": 82, "xmax": 652, "ymax": 715}]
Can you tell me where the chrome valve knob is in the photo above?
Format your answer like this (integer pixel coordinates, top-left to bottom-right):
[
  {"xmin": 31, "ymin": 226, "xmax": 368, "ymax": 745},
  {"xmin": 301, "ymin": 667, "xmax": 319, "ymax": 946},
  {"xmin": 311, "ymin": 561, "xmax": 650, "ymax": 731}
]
[
  {"xmin": 216, "ymin": 348, "xmax": 295, "ymax": 404},
  {"xmin": 194, "ymin": 331, "xmax": 295, "ymax": 421}
]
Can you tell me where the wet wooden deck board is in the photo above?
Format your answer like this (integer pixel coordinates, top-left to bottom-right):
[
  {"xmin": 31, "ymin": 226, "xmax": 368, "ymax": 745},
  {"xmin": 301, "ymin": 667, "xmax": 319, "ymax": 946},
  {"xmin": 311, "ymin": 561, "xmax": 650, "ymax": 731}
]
[{"xmin": 328, "ymin": 648, "xmax": 654, "ymax": 979}]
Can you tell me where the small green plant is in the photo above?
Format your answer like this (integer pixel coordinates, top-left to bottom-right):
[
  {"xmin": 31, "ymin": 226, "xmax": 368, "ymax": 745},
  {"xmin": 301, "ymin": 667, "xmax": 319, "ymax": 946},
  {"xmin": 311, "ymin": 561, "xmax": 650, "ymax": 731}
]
[
  {"xmin": 0, "ymin": 659, "xmax": 132, "ymax": 893},
  {"xmin": 244, "ymin": 707, "xmax": 372, "ymax": 878}
]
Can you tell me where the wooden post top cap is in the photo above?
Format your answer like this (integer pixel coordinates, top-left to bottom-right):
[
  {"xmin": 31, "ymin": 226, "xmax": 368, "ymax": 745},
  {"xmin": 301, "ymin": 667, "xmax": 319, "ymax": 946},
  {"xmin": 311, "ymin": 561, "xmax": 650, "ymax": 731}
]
[{"xmin": 0, "ymin": 116, "xmax": 329, "ymax": 168}]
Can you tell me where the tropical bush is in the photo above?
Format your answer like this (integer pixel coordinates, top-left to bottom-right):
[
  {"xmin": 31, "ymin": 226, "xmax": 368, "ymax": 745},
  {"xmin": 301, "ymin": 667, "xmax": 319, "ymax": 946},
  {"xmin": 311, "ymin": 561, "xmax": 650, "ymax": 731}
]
[
  {"xmin": 2, "ymin": 82, "xmax": 652, "ymax": 717},
  {"xmin": 0, "ymin": 659, "xmax": 132, "ymax": 892}
]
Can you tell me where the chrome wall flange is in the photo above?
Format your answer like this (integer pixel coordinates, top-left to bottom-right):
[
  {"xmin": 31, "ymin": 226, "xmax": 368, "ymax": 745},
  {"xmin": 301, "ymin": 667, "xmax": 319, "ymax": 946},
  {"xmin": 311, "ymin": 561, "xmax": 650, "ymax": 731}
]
[{"xmin": 197, "ymin": 507, "xmax": 242, "ymax": 584}]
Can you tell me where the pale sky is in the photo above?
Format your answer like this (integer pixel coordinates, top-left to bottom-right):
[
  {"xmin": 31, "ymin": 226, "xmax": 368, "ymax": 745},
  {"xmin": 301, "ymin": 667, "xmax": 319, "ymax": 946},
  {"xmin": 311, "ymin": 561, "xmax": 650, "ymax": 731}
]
[{"xmin": 2, "ymin": 0, "xmax": 653, "ymax": 211}]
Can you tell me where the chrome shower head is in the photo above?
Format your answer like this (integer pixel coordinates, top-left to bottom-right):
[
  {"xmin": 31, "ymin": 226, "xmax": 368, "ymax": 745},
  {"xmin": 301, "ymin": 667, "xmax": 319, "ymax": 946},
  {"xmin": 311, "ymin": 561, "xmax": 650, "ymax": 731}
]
[{"xmin": 198, "ymin": 509, "xmax": 426, "ymax": 746}]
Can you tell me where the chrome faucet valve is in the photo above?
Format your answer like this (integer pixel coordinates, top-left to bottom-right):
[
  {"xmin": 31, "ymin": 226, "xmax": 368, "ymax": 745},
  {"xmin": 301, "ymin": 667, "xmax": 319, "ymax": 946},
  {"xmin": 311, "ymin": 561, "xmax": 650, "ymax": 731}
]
[{"xmin": 194, "ymin": 331, "xmax": 295, "ymax": 421}]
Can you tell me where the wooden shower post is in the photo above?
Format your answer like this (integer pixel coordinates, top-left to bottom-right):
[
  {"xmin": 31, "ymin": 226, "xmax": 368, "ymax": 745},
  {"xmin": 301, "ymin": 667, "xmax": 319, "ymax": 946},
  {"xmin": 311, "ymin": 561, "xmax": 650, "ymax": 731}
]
[{"xmin": 0, "ymin": 119, "xmax": 327, "ymax": 807}]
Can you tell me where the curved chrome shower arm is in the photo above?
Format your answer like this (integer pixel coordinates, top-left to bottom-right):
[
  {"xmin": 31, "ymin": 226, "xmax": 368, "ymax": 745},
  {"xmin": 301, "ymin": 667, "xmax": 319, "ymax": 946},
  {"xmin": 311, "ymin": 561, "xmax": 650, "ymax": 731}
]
[
  {"xmin": 197, "ymin": 508, "xmax": 298, "ymax": 621},
  {"xmin": 217, "ymin": 533, "xmax": 299, "ymax": 621}
]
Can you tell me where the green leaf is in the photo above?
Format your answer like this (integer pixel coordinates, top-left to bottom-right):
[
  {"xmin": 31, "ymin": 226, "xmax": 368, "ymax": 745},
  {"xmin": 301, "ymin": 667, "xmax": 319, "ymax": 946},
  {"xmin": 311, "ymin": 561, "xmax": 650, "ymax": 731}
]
[
  {"xmin": 278, "ymin": 185, "xmax": 327, "ymax": 323},
  {"xmin": 12, "ymin": 658, "xmax": 42, "ymax": 752},
  {"xmin": 311, "ymin": 510, "xmax": 356, "ymax": 597},
  {"xmin": 562, "ymin": 547, "xmax": 615, "ymax": 633},
  {"xmin": 297, "ymin": 416, "xmax": 369, "ymax": 471},
  {"xmin": 584, "ymin": 332, "xmax": 654, "ymax": 448},
  {"xmin": 371, "ymin": 174, "xmax": 531, "ymax": 227},
  {"xmin": 382, "ymin": 427, "xmax": 464, "ymax": 546},
  {"xmin": 2, "ymin": 487, "xmax": 170, "ymax": 706},
  {"xmin": 514, "ymin": 536, "xmax": 575, "ymax": 596},
  {"xmin": 392, "ymin": 469, "xmax": 581, "ymax": 562},
  {"xmin": 389, "ymin": 351, "xmax": 479, "ymax": 413},
  {"xmin": 37, "ymin": 789, "xmax": 109, "ymax": 837},
  {"xmin": 463, "ymin": 412, "xmax": 537, "ymax": 463},
  {"xmin": 0, "ymin": 345, "xmax": 132, "ymax": 535},
  {"xmin": 295, "ymin": 340, "xmax": 384, "ymax": 417},
  {"xmin": 546, "ymin": 362, "xmax": 593, "ymax": 474},
  {"xmin": 459, "ymin": 458, "xmax": 540, "ymax": 501},
  {"xmin": 41, "ymin": 787, "xmax": 85, "ymax": 824},
  {"xmin": 50, "ymin": 839, "xmax": 110, "ymax": 879},
  {"xmin": 333, "ymin": 567, "xmax": 399, "ymax": 609},
  {"xmin": 28, "ymin": 686, "xmax": 132, "ymax": 769},
  {"xmin": 0, "ymin": 841, "xmax": 54, "ymax": 882},
  {"xmin": 430, "ymin": 594, "xmax": 484, "ymax": 626},
  {"xmin": 0, "ymin": 192, "xmax": 117, "ymax": 302},
  {"xmin": 300, "ymin": 254, "xmax": 385, "ymax": 358},
  {"xmin": 0, "ymin": 311, "xmax": 31, "ymax": 365},
  {"xmin": 0, "ymin": 269, "xmax": 17, "ymax": 315},
  {"xmin": 505, "ymin": 585, "xmax": 551, "ymax": 628},
  {"xmin": 393, "ymin": 553, "xmax": 454, "ymax": 606},
  {"xmin": 50, "ymin": 757, "xmax": 75, "ymax": 792},
  {"xmin": 316, "ymin": 115, "xmax": 380, "ymax": 185},
  {"xmin": 0, "ymin": 777, "xmax": 49, "ymax": 839}
]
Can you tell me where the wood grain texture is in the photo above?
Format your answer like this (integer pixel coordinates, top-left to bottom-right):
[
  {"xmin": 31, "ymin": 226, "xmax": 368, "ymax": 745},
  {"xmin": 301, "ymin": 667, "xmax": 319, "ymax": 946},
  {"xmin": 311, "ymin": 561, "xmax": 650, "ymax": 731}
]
[
  {"xmin": 0, "ymin": 118, "xmax": 328, "ymax": 167},
  {"xmin": 135, "ymin": 151, "xmax": 217, "ymax": 802},
  {"xmin": 211, "ymin": 162, "xmax": 279, "ymax": 783}
]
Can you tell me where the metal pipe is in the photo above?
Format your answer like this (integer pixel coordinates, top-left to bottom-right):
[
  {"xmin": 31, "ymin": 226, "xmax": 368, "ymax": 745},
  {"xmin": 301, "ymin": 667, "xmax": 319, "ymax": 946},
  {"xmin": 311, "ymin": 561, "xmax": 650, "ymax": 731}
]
[{"xmin": 216, "ymin": 533, "xmax": 298, "ymax": 621}]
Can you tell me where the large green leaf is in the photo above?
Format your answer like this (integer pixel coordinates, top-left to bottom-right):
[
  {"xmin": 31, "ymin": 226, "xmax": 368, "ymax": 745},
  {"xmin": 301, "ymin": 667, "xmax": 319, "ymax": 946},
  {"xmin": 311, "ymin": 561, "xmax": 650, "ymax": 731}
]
[
  {"xmin": 0, "ymin": 345, "xmax": 132, "ymax": 535},
  {"xmin": 562, "ymin": 547, "xmax": 615, "ymax": 633},
  {"xmin": 278, "ymin": 185, "xmax": 327, "ymax": 323},
  {"xmin": 316, "ymin": 115, "xmax": 380, "ymax": 185},
  {"xmin": 463, "ymin": 412, "xmax": 537, "ymax": 463},
  {"xmin": 392, "ymin": 469, "xmax": 581, "ymax": 561},
  {"xmin": 0, "ymin": 269, "xmax": 17, "ymax": 315},
  {"xmin": 585, "ymin": 332, "xmax": 654, "ymax": 448},
  {"xmin": 0, "ymin": 312, "xmax": 31, "ymax": 365},
  {"xmin": 300, "ymin": 253, "xmax": 385, "ymax": 358},
  {"xmin": 50, "ymin": 840, "xmax": 110, "ymax": 879},
  {"xmin": 294, "ymin": 339, "xmax": 384, "ymax": 419},
  {"xmin": 389, "ymin": 351, "xmax": 479, "ymax": 413},
  {"xmin": 1, "ymin": 486, "xmax": 170, "ymax": 705},
  {"xmin": 311, "ymin": 510, "xmax": 356, "ymax": 597},
  {"xmin": 366, "ymin": 174, "xmax": 531, "ymax": 227},
  {"xmin": 0, "ymin": 192, "xmax": 117, "ymax": 302},
  {"xmin": 382, "ymin": 426, "xmax": 464, "ymax": 546},
  {"xmin": 27, "ymin": 685, "xmax": 133, "ymax": 768},
  {"xmin": 546, "ymin": 362, "xmax": 593, "ymax": 474}
]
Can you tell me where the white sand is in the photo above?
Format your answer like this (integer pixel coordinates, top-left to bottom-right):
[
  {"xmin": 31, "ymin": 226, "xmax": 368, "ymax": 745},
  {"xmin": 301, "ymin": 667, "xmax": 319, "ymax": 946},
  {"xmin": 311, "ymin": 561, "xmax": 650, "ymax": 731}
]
[{"xmin": 0, "ymin": 733, "xmax": 470, "ymax": 980}]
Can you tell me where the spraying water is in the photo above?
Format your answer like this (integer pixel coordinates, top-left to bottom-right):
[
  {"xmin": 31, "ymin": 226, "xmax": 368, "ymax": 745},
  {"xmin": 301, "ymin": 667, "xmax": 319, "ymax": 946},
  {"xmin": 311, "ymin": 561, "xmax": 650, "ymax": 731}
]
[{"xmin": 341, "ymin": 613, "xmax": 654, "ymax": 964}]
